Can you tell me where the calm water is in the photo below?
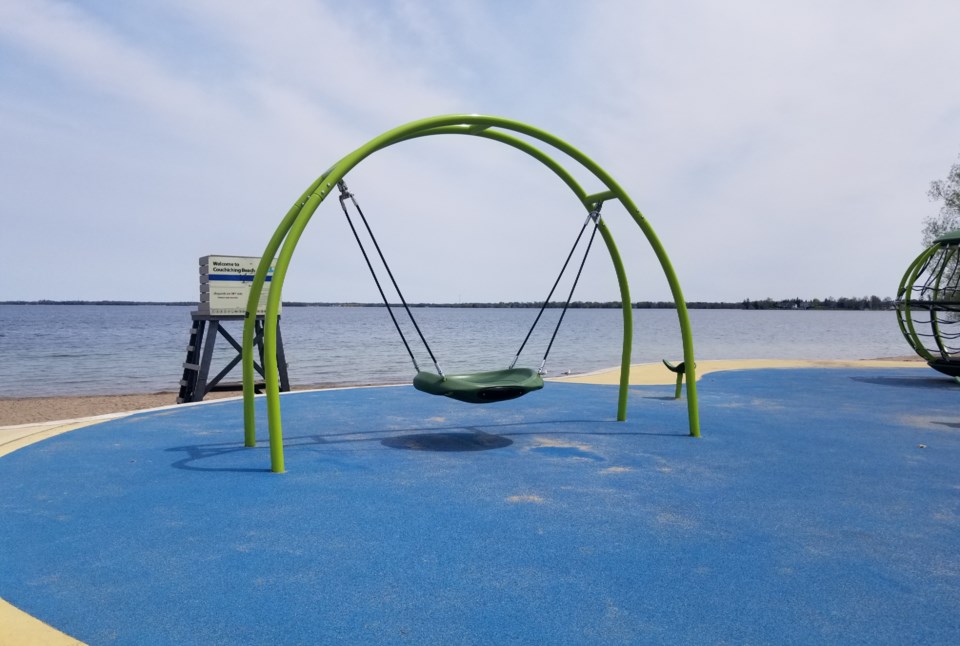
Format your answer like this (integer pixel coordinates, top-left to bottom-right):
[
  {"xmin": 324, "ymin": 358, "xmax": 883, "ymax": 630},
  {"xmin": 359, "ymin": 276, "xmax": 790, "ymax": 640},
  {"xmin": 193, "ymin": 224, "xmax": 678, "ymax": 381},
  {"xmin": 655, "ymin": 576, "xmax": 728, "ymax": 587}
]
[{"xmin": 0, "ymin": 304, "xmax": 909, "ymax": 398}]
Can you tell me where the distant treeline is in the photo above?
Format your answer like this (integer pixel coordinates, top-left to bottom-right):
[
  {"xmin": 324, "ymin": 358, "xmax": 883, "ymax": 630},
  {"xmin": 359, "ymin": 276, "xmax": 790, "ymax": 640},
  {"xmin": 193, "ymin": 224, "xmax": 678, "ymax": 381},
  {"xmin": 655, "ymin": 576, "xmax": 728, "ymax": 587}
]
[
  {"xmin": 3, "ymin": 296, "xmax": 896, "ymax": 311},
  {"xmin": 637, "ymin": 296, "xmax": 896, "ymax": 311},
  {"xmin": 738, "ymin": 296, "xmax": 895, "ymax": 311},
  {"xmin": 0, "ymin": 300, "xmax": 197, "ymax": 306}
]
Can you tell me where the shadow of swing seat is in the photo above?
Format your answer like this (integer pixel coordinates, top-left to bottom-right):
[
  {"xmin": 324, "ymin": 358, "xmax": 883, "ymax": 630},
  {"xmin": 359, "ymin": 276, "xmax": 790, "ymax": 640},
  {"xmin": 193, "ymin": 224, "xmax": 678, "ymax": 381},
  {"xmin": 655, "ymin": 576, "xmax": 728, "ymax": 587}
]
[{"xmin": 413, "ymin": 368, "xmax": 544, "ymax": 404}]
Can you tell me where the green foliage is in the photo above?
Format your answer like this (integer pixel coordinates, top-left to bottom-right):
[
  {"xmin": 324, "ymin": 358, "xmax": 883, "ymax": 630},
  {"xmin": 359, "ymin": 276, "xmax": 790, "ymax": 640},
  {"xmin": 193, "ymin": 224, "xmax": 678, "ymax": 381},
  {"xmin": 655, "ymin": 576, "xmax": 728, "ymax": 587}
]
[{"xmin": 923, "ymin": 156, "xmax": 960, "ymax": 245}]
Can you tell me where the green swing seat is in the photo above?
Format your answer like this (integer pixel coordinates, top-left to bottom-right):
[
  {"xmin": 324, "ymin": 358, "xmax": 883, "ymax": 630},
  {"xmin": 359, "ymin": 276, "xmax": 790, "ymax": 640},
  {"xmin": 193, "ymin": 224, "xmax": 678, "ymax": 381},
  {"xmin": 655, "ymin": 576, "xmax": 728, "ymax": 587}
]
[{"xmin": 413, "ymin": 368, "xmax": 544, "ymax": 404}]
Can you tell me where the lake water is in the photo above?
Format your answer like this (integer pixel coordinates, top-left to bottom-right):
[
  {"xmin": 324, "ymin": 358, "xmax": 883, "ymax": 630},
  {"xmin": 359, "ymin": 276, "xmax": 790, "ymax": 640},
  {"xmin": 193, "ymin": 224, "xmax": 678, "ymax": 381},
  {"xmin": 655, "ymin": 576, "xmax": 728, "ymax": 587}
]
[{"xmin": 0, "ymin": 304, "xmax": 910, "ymax": 398}]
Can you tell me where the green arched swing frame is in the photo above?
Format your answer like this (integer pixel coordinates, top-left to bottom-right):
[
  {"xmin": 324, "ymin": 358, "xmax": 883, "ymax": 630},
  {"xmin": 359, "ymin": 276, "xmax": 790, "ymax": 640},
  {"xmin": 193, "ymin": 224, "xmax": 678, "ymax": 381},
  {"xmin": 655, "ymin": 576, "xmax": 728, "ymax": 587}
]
[{"xmin": 241, "ymin": 114, "xmax": 700, "ymax": 473}]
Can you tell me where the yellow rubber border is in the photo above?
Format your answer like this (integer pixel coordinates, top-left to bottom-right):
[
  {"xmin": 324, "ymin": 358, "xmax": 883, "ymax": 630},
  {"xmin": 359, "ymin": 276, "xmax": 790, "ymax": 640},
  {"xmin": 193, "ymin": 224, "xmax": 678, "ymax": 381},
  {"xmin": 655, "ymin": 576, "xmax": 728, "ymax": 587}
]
[
  {"xmin": 0, "ymin": 417, "xmax": 116, "ymax": 645},
  {"xmin": 550, "ymin": 358, "xmax": 922, "ymax": 386}
]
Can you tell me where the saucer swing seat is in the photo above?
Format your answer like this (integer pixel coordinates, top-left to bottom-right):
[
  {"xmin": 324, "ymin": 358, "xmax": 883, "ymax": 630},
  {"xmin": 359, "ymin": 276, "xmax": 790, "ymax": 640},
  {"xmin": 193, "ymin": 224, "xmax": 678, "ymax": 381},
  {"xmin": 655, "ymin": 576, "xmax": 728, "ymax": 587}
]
[
  {"xmin": 412, "ymin": 368, "xmax": 544, "ymax": 403},
  {"xmin": 337, "ymin": 180, "xmax": 603, "ymax": 403}
]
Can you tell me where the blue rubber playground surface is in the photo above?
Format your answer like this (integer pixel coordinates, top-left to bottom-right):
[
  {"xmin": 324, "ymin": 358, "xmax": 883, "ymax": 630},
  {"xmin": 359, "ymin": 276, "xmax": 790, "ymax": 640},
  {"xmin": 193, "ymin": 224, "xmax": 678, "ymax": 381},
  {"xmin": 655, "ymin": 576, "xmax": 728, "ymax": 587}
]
[{"xmin": 2, "ymin": 367, "xmax": 959, "ymax": 644}]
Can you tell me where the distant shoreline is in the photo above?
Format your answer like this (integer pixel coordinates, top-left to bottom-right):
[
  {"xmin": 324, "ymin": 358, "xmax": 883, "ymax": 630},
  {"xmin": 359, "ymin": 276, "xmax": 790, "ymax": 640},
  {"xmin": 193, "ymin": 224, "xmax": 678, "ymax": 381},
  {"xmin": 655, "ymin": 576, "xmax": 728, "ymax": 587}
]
[{"xmin": 1, "ymin": 298, "xmax": 895, "ymax": 311}]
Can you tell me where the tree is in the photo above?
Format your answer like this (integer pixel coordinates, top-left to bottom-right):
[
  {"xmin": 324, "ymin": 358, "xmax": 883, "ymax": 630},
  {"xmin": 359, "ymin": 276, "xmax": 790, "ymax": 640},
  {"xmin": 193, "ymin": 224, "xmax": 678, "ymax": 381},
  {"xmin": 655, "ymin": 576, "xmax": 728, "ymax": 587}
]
[{"xmin": 923, "ymin": 156, "xmax": 960, "ymax": 245}]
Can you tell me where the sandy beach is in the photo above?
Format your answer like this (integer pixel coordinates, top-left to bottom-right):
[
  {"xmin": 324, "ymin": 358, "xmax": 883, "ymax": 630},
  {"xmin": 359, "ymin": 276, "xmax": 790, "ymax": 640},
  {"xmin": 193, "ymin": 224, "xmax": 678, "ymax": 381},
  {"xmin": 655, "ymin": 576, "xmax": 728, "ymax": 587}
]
[
  {"xmin": 0, "ymin": 391, "xmax": 240, "ymax": 427},
  {"xmin": 0, "ymin": 358, "xmax": 923, "ymax": 427}
]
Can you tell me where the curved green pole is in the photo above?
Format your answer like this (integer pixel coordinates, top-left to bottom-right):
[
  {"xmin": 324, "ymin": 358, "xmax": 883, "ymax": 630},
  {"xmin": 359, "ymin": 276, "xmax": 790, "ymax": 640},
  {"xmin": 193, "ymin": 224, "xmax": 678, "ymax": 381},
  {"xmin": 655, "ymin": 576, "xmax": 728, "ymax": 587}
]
[
  {"xmin": 588, "ymin": 179, "xmax": 699, "ymax": 436},
  {"xmin": 896, "ymin": 244, "xmax": 940, "ymax": 362},
  {"xmin": 268, "ymin": 192, "xmax": 325, "ymax": 470},
  {"xmin": 595, "ymin": 221, "xmax": 633, "ymax": 420},
  {"xmin": 244, "ymin": 115, "xmax": 699, "ymax": 472},
  {"xmin": 929, "ymin": 246, "xmax": 957, "ymax": 359},
  {"xmin": 242, "ymin": 177, "xmax": 327, "ymax": 447}
]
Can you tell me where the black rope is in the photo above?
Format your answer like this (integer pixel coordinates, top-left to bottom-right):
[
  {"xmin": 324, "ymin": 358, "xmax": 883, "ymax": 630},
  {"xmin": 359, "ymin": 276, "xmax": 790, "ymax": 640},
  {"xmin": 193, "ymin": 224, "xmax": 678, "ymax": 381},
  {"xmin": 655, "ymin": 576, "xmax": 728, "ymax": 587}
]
[
  {"xmin": 509, "ymin": 202, "xmax": 603, "ymax": 372},
  {"xmin": 337, "ymin": 184, "xmax": 421, "ymax": 372},
  {"xmin": 938, "ymin": 247, "xmax": 960, "ymax": 297},
  {"xmin": 539, "ymin": 206, "xmax": 603, "ymax": 374},
  {"xmin": 337, "ymin": 181, "xmax": 443, "ymax": 376},
  {"xmin": 922, "ymin": 248, "xmax": 951, "ymax": 295},
  {"xmin": 923, "ymin": 246, "xmax": 960, "ymax": 359}
]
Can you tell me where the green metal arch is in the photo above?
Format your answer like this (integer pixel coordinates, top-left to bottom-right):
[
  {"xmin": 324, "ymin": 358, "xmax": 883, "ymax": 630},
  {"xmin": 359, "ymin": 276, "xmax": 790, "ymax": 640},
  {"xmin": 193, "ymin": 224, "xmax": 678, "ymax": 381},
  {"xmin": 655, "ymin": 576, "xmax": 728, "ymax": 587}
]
[
  {"xmin": 895, "ymin": 244, "xmax": 939, "ymax": 361},
  {"xmin": 241, "ymin": 114, "xmax": 699, "ymax": 472}
]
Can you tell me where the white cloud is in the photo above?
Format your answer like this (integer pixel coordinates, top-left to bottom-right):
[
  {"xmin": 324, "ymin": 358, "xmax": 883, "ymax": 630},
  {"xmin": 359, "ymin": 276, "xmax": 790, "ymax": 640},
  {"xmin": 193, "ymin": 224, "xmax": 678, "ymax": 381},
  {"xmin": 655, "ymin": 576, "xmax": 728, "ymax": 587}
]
[
  {"xmin": 1, "ymin": 0, "xmax": 959, "ymax": 303},
  {"xmin": 567, "ymin": 0, "xmax": 960, "ymax": 300}
]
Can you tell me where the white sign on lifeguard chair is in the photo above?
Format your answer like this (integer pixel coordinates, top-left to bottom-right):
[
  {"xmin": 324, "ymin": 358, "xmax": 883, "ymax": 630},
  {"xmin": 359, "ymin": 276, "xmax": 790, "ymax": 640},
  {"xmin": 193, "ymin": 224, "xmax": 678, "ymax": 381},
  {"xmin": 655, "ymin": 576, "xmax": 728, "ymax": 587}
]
[
  {"xmin": 198, "ymin": 255, "xmax": 280, "ymax": 316},
  {"xmin": 178, "ymin": 255, "xmax": 289, "ymax": 403}
]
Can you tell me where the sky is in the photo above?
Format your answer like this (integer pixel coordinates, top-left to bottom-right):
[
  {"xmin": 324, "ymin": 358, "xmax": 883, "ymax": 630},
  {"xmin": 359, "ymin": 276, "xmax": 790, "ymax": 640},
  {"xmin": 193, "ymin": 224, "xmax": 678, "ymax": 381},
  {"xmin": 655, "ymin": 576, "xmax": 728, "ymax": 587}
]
[{"xmin": 1, "ymin": 0, "xmax": 959, "ymax": 304}]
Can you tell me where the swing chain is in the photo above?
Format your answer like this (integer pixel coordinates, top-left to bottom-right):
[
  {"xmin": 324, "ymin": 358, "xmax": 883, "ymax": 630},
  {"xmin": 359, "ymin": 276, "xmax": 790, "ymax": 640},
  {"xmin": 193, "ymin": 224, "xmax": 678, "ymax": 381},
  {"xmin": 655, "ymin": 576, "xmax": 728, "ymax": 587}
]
[
  {"xmin": 510, "ymin": 202, "xmax": 603, "ymax": 374},
  {"xmin": 338, "ymin": 177, "xmax": 598, "ymax": 383},
  {"xmin": 537, "ymin": 201, "xmax": 604, "ymax": 376},
  {"xmin": 336, "ymin": 180, "xmax": 445, "ymax": 377}
]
